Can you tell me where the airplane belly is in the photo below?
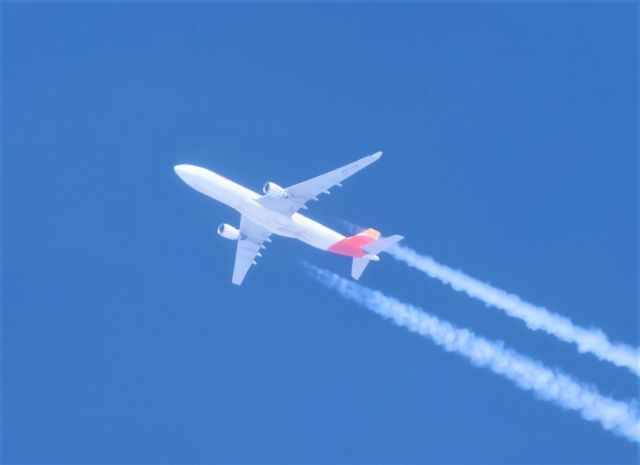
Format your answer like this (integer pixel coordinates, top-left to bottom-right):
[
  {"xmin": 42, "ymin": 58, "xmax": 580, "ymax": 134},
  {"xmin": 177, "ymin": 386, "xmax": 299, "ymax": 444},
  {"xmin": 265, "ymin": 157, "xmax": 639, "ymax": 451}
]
[
  {"xmin": 237, "ymin": 202, "xmax": 342, "ymax": 246},
  {"xmin": 198, "ymin": 171, "xmax": 259, "ymax": 209},
  {"xmin": 239, "ymin": 199, "xmax": 296, "ymax": 238},
  {"xmin": 290, "ymin": 214, "xmax": 344, "ymax": 250}
]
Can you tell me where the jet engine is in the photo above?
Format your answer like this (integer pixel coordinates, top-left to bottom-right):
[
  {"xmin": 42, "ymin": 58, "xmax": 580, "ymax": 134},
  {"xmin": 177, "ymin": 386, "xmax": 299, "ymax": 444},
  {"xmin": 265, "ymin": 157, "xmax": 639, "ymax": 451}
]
[
  {"xmin": 217, "ymin": 223, "xmax": 242, "ymax": 241},
  {"xmin": 263, "ymin": 182, "xmax": 289, "ymax": 199}
]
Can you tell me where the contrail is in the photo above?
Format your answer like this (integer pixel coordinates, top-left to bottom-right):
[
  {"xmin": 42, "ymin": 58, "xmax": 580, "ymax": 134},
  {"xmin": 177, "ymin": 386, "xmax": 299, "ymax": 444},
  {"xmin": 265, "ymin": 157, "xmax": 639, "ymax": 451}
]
[
  {"xmin": 306, "ymin": 264, "xmax": 640, "ymax": 443},
  {"xmin": 388, "ymin": 245, "xmax": 640, "ymax": 376}
]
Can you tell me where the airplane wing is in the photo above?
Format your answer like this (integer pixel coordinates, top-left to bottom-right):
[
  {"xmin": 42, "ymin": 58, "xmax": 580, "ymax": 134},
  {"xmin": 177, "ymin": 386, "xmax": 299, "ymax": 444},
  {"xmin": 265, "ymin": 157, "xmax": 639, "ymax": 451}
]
[
  {"xmin": 232, "ymin": 215, "xmax": 272, "ymax": 285},
  {"xmin": 257, "ymin": 151, "xmax": 383, "ymax": 216}
]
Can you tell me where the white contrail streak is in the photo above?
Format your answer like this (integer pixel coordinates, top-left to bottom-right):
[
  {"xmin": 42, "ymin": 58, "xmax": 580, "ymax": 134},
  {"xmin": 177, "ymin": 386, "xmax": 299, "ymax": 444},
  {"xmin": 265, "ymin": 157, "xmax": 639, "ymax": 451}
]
[
  {"xmin": 388, "ymin": 245, "xmax": 640, "ymax": 376},
  {"xmin": 306, "ymin": 265, "xmax": 640, "ymax": 443}
]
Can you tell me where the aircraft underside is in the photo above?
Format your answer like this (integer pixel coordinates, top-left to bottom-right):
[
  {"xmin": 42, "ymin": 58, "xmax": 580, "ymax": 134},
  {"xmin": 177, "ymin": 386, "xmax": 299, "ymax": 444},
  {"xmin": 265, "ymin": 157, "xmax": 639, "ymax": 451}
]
[{"xmin": 175, "ymin": 151, "xmax": 403, "ymax": 285}]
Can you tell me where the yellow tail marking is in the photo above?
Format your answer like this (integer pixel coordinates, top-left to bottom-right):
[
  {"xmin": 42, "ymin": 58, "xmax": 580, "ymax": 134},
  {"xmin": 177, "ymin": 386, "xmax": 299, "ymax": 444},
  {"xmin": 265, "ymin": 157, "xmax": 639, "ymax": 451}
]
[{"xmin": 359, "ymin": 228, "xmax": 381, "ymax": 239}]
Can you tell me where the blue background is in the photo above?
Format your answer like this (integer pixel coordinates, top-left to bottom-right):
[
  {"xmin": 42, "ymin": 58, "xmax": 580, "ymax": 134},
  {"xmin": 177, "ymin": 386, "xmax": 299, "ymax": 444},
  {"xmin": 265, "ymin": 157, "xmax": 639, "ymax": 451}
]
[{"xmin": 3, "ymin": 3, "xmax": 637, "ymax": 464}]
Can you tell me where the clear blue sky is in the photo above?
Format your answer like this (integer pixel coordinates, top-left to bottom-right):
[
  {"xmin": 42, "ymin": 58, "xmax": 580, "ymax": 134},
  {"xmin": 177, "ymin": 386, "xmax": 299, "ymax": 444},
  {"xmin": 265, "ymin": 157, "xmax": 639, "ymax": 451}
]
[{"xmin": 3, "ymin": 3, "xmax": 637, "ymax": 464}]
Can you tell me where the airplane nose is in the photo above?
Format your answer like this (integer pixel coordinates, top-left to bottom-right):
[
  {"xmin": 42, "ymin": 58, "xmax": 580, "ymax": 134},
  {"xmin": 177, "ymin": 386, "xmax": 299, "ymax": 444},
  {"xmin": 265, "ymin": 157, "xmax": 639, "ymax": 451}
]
[
  {"xmin": 174, "ymin": 164, "xmax": 188, "ymax": 176},
  {"xmin": 174, "ymin": 164, "xmax": 193, "ymax": 182},
  {"xmin": 174, "ymin": 164, "xmax": 206, "ymax": 191}
]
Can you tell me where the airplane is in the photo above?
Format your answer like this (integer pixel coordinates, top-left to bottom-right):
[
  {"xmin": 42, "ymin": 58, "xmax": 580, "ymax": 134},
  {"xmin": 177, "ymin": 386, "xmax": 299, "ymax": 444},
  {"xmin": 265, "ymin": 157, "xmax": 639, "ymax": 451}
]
[{"xmin": 174, "ymin": 151, "xmax": 404, "ymax": 285}]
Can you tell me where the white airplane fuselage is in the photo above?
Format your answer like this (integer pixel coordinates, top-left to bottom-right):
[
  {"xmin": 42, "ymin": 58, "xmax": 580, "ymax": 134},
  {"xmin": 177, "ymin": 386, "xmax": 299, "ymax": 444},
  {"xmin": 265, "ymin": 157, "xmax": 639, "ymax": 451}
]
[{"xmin": 175, "ymin": 164, "xmax": 346, "ymax": 252}]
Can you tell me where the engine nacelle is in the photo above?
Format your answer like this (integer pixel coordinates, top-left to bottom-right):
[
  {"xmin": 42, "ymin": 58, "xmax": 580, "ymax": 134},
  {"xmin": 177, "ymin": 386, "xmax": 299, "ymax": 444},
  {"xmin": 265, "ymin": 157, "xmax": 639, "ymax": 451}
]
[
  {"xmin": 217, "ymin": 223, "xmax": 242, "ymax": 241},
  {"xmin": 263, "ymin": 181, "xmax": 289, "ymax": 199}
]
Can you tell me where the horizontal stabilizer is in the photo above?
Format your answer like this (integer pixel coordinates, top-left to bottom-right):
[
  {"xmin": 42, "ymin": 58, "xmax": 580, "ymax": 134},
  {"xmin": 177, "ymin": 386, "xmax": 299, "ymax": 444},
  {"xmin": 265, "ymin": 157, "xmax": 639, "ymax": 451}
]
[
  {"xmin": 351, "ymin": 257, "xmax": 371, "ymax": 280},
  {"xmin": 363, "ymin": 234, "xmax": 404, "ymax": 255}
]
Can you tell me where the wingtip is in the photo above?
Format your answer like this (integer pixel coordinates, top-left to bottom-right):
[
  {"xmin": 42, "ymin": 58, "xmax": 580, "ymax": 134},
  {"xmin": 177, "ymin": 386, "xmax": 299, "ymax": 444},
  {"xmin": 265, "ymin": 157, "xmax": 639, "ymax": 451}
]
[
  {"xmin": 371, "ymin": 151, "xmax": 383, "ymax": 160},
  {"xmin": 390, "ymin": 234, "xmax": 405, "ymax": 245}
]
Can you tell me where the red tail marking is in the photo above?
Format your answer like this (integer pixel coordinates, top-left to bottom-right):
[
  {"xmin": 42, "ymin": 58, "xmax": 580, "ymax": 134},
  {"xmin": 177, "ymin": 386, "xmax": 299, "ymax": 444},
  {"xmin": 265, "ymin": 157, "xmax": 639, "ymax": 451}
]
[{"xmin": 327, "ymin": 228, "xmax": 380, "ymax": 258}]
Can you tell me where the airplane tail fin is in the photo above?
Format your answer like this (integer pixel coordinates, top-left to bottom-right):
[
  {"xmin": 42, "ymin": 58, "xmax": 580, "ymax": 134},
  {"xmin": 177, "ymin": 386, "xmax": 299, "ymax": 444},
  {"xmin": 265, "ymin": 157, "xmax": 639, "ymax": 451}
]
[{"xmin": 350, "ymin": 233, "xmax": 404, "ymax": 280}]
